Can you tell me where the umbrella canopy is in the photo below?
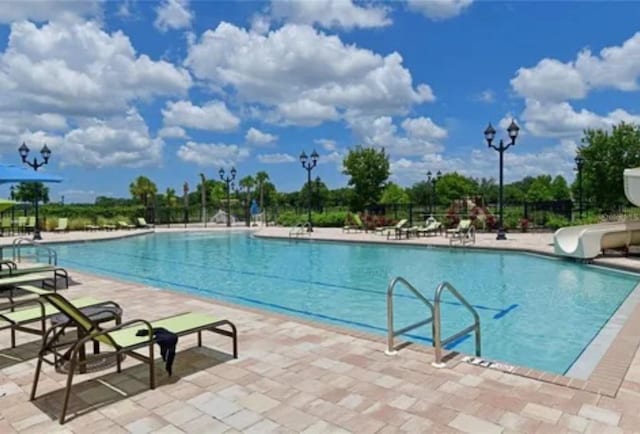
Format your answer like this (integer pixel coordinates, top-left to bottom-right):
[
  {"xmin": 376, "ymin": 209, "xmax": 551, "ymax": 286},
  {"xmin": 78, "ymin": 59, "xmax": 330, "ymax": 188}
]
[
  {"xmin": 0, "ymin": 164, "xmax": 62, "ymax": 184},
  {"xmin": 0, "ymin": 199, "xmax": 16, "ymax": 213}
]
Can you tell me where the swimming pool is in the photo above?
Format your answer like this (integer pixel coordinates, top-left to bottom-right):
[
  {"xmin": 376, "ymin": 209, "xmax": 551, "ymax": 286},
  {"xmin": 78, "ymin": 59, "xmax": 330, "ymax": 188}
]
[{"xmin": 53, "ymin": 231, "xmax": 638, "ymax": 375}]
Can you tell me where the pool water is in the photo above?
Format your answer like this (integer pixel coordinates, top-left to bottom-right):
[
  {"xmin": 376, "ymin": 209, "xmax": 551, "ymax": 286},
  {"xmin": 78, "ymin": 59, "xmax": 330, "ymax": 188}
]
[{"xmin": 53, "ymin": 232, "xmax": 638, "ymax": 374}]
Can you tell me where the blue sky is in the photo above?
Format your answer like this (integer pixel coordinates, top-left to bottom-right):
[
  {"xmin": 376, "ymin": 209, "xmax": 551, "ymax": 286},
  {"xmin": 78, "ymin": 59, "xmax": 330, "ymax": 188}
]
[{"xmin": 0, "ymin": 0, "xmax": 639, "ymax": 203}]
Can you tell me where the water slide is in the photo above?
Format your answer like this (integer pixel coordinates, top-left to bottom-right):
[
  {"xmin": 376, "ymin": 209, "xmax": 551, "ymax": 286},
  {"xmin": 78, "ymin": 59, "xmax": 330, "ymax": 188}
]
[{"xmin": 553, "ymin": 168, "xmax": 640, "ymax": 259}]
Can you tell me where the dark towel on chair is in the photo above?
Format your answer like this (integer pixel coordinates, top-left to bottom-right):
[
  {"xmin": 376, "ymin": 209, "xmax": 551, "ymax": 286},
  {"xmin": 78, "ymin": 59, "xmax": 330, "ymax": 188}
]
[{"xmin": 136, "ymin": 327, "xmax": 179, "ymax": 375}]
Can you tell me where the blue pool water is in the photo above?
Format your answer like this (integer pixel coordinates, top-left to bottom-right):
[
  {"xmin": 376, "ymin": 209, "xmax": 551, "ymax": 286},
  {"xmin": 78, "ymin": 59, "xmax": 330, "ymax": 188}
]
[{"xmin": 52, "ymin": 232, "xmax": 638, "ymax": 374}]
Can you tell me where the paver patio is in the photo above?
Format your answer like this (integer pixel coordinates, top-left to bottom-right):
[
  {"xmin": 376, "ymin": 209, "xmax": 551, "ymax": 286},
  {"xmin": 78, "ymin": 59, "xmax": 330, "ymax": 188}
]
[{"xmin": 1, "ymin": 227, "xmax": 639, "ymax": 433}]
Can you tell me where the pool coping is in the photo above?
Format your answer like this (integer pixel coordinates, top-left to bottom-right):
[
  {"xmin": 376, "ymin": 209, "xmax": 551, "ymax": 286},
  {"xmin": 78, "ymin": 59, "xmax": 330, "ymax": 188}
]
[{"xmin": 253, "ymin": 230, "xmax": 640, "ymax": 398}]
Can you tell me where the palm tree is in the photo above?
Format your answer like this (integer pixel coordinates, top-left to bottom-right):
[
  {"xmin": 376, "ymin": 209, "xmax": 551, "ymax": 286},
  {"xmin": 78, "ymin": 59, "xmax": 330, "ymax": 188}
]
[
  {"xmin": 199, "ymin": 173, "xmax": 207, "ymax": 225},
  {"xmin": 239, "ymin": 176, "xmax": 255, "ymax": 226},
  {"xmin": 255, "ymin": 171, "xmax": 269, "ymax": 211},
  {"xmin": 129, "ymin": 176, "xmax": 157, "ymax": 208},
  {"xmin": 164, "ymin": 188, "xmax": 177, "ymax": 225}
]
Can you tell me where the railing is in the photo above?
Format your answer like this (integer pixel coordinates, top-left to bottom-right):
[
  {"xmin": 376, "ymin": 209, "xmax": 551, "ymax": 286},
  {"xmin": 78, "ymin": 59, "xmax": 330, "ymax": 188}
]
[
  {"xmin": 12, "ymin": 238, "xmax": 58, "ymax": 265},
  {"xmin": 385, "ymin": 278, "xmax": 481, "ymax": 367},
  {"xmin": 432, "ymin": 281, "xmax": 481, "ymax": 367}
]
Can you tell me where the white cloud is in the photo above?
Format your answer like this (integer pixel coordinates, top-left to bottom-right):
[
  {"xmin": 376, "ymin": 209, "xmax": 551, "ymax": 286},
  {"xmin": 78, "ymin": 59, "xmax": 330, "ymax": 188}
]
[
  {"xmin": 270, "ymin": 0, "xmax": 391, "ymax": 30},
  {"xmin": 315, "ymin": 139, "xmax": 337, "ymax": 151},
  {"xmin": 257, "ymin": 153, "xmax": 296, "ymax": 164},
  {"xmin": 348, "ymin": 115, "xmax": 445, "ymax": 157},
  {"xmin": 245, "ymin": 128, "xmax": 277, "ymax": 146},
  {"xmin": 0, "ymin": 20, "xmax": 191, "ymax": 117},
  {"xmin": 474, "ymin": 89, "xmax": 495, "ymax": 103},
  {"xmin": 407, "ymin": 0, "xmax": 473, "ymax": 20},
  {"xmin": 511, "ymin": 59, "xmax": 587, "ymax": 102},
  {"xmin": 186, "ymin": 22, "xmax": 433, "ymax": 126},
  {"xmin": 158, "ymin": 126, "xmax": 188, "ymax": 139},
  {"xmin": 401, "ymin": 117, "xmax": 447, "ymax": 141},
  {"xmin": 21, "ymin": 109, "xmax": 165, "ymax": 168},
  {"xmin": 155, "ymin": 0, "xmax": 193, "ymax": 32},
  {"xmin": 162, "ymin": 100, "xmax": 239, "ymax": 131},
  {"xmin": 177, "ymin": 142, "xmax": 250, "ymax": 167},
  {"xmin": 0, "ymin": 0, "xmax": 102, "ymax": 23}
]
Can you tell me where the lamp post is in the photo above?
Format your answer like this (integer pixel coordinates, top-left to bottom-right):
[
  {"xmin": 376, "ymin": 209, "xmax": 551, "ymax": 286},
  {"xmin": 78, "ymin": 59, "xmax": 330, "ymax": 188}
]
[
  {"xmin": 18, "ymin": 142, "xmax": 51, "ymax": 240},
  {"xmin": 426, "ymin": 170, "xmax": 442, "ymax": 217},
  {"xmin": 9, "ymin": 186, "xmax": 15, "ymax": 236},
  {"xmin": 484, "ymin": 120, "xmax": 520, "ymax": 240},
  {"xmin": 299, "ymin": 150, "xmax": 319, "ymax": 232},
  {"xmin": 219, "ymin": 167, "xmax": 236, "ymax": 227},
  {"xmin": 575, "ymin": 155, "xmax": 585, "ymax": 219}
]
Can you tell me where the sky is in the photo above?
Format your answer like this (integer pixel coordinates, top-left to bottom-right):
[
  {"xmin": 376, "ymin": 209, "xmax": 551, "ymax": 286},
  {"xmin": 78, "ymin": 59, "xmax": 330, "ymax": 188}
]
[{"xmin": 1, "ymin": 0, "xmax": 640, "ymax": 203}]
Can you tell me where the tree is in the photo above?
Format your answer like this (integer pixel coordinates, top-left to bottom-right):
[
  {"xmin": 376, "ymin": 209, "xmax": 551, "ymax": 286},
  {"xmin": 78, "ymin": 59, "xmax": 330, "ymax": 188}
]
[
  {"xmin": 550, "ymin": 175, "xmax": 571, "ymax": 200},
  {"xmin": 408, "ymin": 181, "xmax": 432, "ymax": 207},
  {"xmin": 255, "ymin": 171, "xmax": 269, "ymax": 211},
  {"xmin": 165, "ymin": 188, "xmax": 177, "ymax": 208},
  {"xmin": 14, "ymin": 182, "xmax": 49, "ymax": 204},
  {"xmin": 578, "ymin": 122, "xmax": 640, "ymax": 211},
  {"xmin": 526, "ymin": 175, "xmax": 553, "ymax": 202},
  {"xmin": 434, "ymin": 173, "xmax": 477, "ymax": 207},
  {"xmin": 380, "ymin": 183, "xmax": 410, "ymax": 204},
  {"xmin": 342, "ymin": 146, "xmax": 390, "ymax": 211},
  {"xmin": 129, "ymin": 176, "xmax": 157, "ymax": 208}
]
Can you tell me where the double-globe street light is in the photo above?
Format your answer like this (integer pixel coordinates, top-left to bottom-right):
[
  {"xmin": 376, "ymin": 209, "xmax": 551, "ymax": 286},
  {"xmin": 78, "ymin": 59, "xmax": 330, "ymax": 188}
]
[
  {"xmin": 575, "ymin": 155, "xmax": 585, "ymax": 219},
  {"xmin": 483, "ymin": 120, "xmax": 520, "ymax": 240},
  {"xmin": 219, "ymin": 167, "xmax": 236, "ymax": 227},
  {"xmin": 300, "ymin": 150, "xmax": 319, "ymax": 232},
  {"xmin": 18, "ymin": 142, "xmax": 51, "ymax": 240},
  {"xmin": 426, "ymin": 170, "xmax": 441, "ymax": 217}
]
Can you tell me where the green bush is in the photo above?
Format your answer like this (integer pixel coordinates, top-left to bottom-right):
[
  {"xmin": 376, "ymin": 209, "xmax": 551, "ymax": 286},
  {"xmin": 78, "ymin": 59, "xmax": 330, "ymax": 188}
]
[
  {"xmin": 571, "ymin": 215, "xmax": 601, "ymax": 226},
  {"xmin": 545, "ymin": 215, "xmax": 570, "ymax": 230},
  {"xmin": 275, "ymin": 211, "xmax": 349, "ymax": 227}
]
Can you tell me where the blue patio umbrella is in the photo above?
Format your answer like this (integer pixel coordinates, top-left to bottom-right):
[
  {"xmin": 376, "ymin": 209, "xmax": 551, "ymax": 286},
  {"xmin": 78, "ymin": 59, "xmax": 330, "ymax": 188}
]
[
  {"xmin": 0, "ymin": 164, "xmax": 62, "ymax": 184},
  {"xmin": 250, "ymin": 199, "xmax": 260, "ymax": 216}
]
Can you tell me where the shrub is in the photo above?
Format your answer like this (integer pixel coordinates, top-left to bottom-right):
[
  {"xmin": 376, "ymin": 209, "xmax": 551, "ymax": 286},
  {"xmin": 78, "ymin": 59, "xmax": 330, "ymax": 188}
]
[{"xmin": 545, "ymin": 215, "xmax": 570, "ymax": 230}]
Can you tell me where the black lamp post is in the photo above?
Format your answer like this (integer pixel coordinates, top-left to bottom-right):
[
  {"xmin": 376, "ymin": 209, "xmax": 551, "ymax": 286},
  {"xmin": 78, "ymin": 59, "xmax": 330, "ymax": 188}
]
[
  {"xmin": 484, "ymin": 120, "xmax": 520, "ymax": 240},
  {"xmin": 9, "ymin": 186, "xmax": 15, "ymax": 236},
  {"xmin": 300, "ymin": 150, "xmax": 319, "ymax": 232},
  {"xmin": 18, "ymin": 142, "xmax": 51, "ymax": 240},
  {"xmin": 426, "ymin": 170, "xmax": 442, "ymax": 217},
  {"xmin": 575, "ymin": 155, "xmax": 585, "ymax": 219},
  {"xmin": 219, "ymin": 167, "xmax": 236, "ymax": 227}
]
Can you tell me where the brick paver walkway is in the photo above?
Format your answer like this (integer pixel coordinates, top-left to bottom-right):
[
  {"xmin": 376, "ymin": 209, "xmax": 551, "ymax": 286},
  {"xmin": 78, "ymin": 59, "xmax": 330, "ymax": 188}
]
[{"xmin": 0, "ymin": 228, "xmax": 639, "ymax": 433}]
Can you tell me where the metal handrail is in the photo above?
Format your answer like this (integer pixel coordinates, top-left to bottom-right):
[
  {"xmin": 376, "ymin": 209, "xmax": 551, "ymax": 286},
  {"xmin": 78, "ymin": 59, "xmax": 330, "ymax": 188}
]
[
  {"xmin": 432, "ymin": 281, "xmax": 481, "ymax": 367},
  {"xmin": 12, "ymin": 238, "xmax": 58, "ymax": 265},
  {"xmin": 385, "ymin": 277, "xmax": 434, "ymax": 355}
]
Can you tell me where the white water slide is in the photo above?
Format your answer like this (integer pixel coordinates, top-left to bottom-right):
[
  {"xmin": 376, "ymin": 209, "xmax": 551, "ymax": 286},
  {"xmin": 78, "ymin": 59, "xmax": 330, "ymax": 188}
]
[{"xmin": 553, "ymin": 168, "xmax": 640, "ymax": 259}]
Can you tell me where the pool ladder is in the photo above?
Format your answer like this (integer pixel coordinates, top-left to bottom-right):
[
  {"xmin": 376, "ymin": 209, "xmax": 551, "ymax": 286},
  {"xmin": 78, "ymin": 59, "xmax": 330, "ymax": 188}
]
[
  {"xmin": 385, "ymin": 277, "xmax": 481, "ymax": 367},
  {"xmin": 11, "ymin": 238, "xmax": 58, "ymax": 265}
]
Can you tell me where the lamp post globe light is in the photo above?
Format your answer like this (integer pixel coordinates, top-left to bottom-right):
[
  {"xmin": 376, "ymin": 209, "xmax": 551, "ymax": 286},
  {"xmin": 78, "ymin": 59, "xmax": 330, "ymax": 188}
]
[
  {"xmin": 219, "ymin": 167, "xmax": 236, "ymax": 227},
  {"xmin": 300, "ymin": 149, "xmax": 319, "ymax": 232},
  {"xmin": 575, "ymin": 155, "xmax": 585, "ymax": 219},
  {"xmin": 484, "ymin": 120, "xmax": 519, "ymax": 240},
  {"xmin": 426, "ymin": 170, "xmax": 442, "ymax": 217},
  {"xmin": 18, "ymin": 142, "xmax": 52, "ymax": 240}
]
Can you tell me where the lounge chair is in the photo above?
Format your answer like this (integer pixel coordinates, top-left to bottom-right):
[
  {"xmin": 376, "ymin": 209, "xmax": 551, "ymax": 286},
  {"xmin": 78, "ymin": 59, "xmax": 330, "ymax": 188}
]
[
  {"xmin": 1, "ymin": 217, "xmax": 11, "ymax": 235},
  {"xmin": 54, "ymin": 218, "xmax": 68, "ymax": 232},
  {"xmin": 385, "ymin": 219, "xmax": 408, "ymax": 240},
  {"xmin": 102, "ymin": 223, "xmax": 116, "ymax": 231},
  {"xmin": 25, "ymin": 216, "xmax": 36, "ymax": 233},
  {"xmin": 0, "ymin": 260, "xmax": 68, "ymax": 280},
  {"xmin": 448, "ymin": 219, "xmax": 476, "ymax": 245},
  {"xmin": 30, "ymin": 290, "xmax": 238, "ymax": 424},
  {"xmin": 289, "ymin": 222, "xmax": 310, "ymax": 237},
  {"xmin": 1, "ymin": 285, "xmax": 119, "ymax": 348},
  {"xmin": 417, "ymin": 219, "xmax": 442, "ymax": 237},
  {"xmin": 118, "ymin": 221, "xmax": 135, "ymax": 229},
  {"xmin": 0, "ymin": 270, "xmax": 69, "ymax": 293},
  {"xmin": 17, "ymin": 216, "xmax": 27, "ymax": 234},
  {"xmin": 84, "ymin": 223, "xmax": 100, "ymax": 231},
  {"xmin": 137, "ymin": 217, "xmax": 154, "ymax": 228},
  {"xmin": 343, "ymin": 214, "xmax": 365, "ymax": 233}
]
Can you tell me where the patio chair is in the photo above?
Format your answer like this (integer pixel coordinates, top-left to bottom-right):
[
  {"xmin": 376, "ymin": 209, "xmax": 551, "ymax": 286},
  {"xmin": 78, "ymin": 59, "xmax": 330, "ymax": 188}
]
[
  {"xmin": 343, "ymin": 214, "xmax": 365, "ymax": 233},
  {"xmin": 118, "ymin": 221, "xmax": 135, "ymax": 230},
  {"xmin": 1, "ymin": 285, "xmax": 119, "ymax": 348},
  {"xmin": 385, "ymin": 219, "xmax": 408, "ymax": 240},
  {"xmin": 1, "ymin": 217, "xmax": 11, "ymax": 235},
  {"xmin": 448, "ymin": 220, "xmax": 476, "ymax": 246},
  {"xmin": 417, "ymin": 219, "xmax": 442, "ymax": 237},
  {"xmin": 25, "ymin": 216, "xmax": 36, "ymax": 233},
  {"xmin": 84, "ymin": 223, "xmax": 100, "ymax": 231},
  {"xmin": 102, "ymin": 223, "xmax": 116, "ymax": 231},
  {"xmin": 54, "ymin": 218, "xmax": 68, "ymax": 232},
  {"xmin": 30, "ymin": 290, "xmax": 238, "ymax": 424},
  {"xmin": 0, "ymin": 269, "xmax": 69, "ymax": 294},
  {"xmin": 137, "ymin": 217, "xmax": 154, "ymax": 228},
  {"xmin": 0, "ymin": 260, "xmax": 68, "ymax": 281},
  {"xmin": 289, "ymin": 222, "xmax": 310, "ymax": 237}
]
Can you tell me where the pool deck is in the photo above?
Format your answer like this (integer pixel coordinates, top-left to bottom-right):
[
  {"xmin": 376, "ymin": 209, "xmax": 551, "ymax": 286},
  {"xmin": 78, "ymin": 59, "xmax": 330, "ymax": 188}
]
[{"xmin": 1, "ymin": 227, "xmax": 640, "ymax": 433}]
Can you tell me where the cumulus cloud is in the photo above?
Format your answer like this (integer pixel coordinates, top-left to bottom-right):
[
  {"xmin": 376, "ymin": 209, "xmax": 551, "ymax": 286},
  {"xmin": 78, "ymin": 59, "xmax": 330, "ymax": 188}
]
[
  {"xmin": 176, "ymin": 142, "xmax": 250, "ymax": 167},
  {"xmin": 257, "ymin": 153, "xmax": 296, "ymax": 164},
  {"xmin": 158, "ymin": 126, "xmax": 188, "ymax": 139},
  {"xmin": 155, "ymin": 0, "xmax": 193, "ymax": 32},
  {"xmin": 270, "ymin": 0, "xmax": 391, "ymax": 30},
  {"xmin": 315, "ymin": 139, "xmax": 337, "ymax": 151},
  {"xmin": 245, "ymin": 127, "xmax": 277, "ymax": 146},
  {"xmin": 474, "ymin": 89, "xmax": 495, "ymax": 103},
  {"xmin": 348, "ymin": 115, "xmax": 446, "ymax": 157},
  {"xmin": 511, "ymin": 59, "xmax": 587, "ymax": 102},
  {"xmin": 162, "ymin": 100, "xmax": 239, "ymax": 131},
  {"xmin": 185, "ymin": 22, "xmax": 433, "ymax": 126},
  {"xmin": 407, "ymin": 0, "xmax": 473, "ymax": 20},
  {"xmin": 0, "ymin": 20, "xmax": 191, "ymax": 117},
  {"xmin": 0, "ymin": 0, "xmax": 102, "ymax": 23}
]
